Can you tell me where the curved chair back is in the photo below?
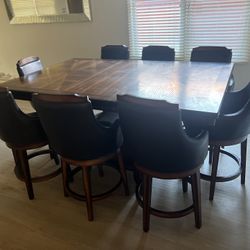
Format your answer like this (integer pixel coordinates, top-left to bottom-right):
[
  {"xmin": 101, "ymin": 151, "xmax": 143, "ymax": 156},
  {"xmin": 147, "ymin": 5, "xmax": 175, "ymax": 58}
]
[
  {"xmin": 101, "ymin": 45, "xmax": 129, "ymax": 59},
  {"xmin": 117, "ymin": 95, "xmax": 208, "ymax": 173},
  {"xmin": 32, "ymin": 94, "xmax": 117, "ymax": 161},
  {"xmin": 16, "ymin": 56, "xmax": 43, "ymax": 77},
  {"xmin": 0, "ymin": 87, "xmax": 46, "ymax": 146},
  {"xmin": 221, "ymin": 82, "xmax": 250, "ymax": 114},
  {"xmin": 190, "ymin": 46, "xmax": 232, "ymax": 63},
  {"xmin": 142, "ymin": 46, "xmax": 175, "ymax": 61},
  {"xmin": 203, "ymin": 82, "xmax": 250, "ymax": 200},
  {"xmin": 0, "ymin": 87, "xmax": 60, "ymax": 200},
  {"xmin": 211, "ymin": 90, "xmax": 250, "ymax": 143}
]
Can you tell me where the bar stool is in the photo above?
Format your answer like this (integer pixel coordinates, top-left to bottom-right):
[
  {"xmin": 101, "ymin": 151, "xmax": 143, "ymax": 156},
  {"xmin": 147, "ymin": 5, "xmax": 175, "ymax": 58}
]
[
  {"xmin": 0, "ymin": 87, "xmax": 60, "ymax": 199},
  {"xmin": 118, "ymin": 95, "xmax": 208, "ymax": 231},
  {"xmin": 201, "ymin": 82, "xmax": 250, "ymax": 200},
  {"xmin": 32, "ymin": 93, "xmax": 129, "ymax": 221}
]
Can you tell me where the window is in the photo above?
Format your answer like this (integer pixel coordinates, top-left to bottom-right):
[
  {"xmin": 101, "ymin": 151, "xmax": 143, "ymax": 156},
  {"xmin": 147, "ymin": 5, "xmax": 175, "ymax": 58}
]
[{"xmin": 128, "ymin": 0, "xmax": 250, "ymax": 62}]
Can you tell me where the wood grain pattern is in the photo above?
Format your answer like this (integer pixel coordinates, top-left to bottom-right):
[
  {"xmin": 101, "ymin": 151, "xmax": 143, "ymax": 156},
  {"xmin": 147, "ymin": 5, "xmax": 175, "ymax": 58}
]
[{"xmin": 1, "ymin": 59, "xmax": 233, "ymax": 125}]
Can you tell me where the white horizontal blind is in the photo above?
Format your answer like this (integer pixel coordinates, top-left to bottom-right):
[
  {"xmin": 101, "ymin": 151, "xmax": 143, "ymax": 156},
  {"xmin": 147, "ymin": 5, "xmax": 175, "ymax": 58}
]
[
  {"xmin": 128, "ymin": 0, "xmax": 250, "ymax": 62},
  {"xmin": 128, "ymin": 0, "xmax": 184, "ymax": 59},
  {"xmin": 184, "ymin": 0, "xmax": 250, "ymax": 62}
]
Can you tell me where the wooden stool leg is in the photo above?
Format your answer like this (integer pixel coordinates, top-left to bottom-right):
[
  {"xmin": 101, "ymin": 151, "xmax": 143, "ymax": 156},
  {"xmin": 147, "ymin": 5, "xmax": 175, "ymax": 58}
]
[
  {"xmin": 49, "ymin": 145, "xmax": 59, "ymax": 165},
  {"xmin": 12, "ymin": 148, "xmax": 24, "ymax": 178},
  {"xmin": 117, "ymin": 151, "xmax": 129, "ymax": 195},
  {"xmin": 182, "ymin": 177, "xmax": 188, "ymax": 193},
  {"xmin": 17, "ymin": 149, "xmax": 34, "ymax": 200},
  {"xmin": 191, "ymin": 171, "xmax": 201, "ymax": 228},
  {"xmin": 209, "ymin": 145, "xmax": 220, "ymax": 201},
  {"xmin": 66, "ymin": 164, "xmax": 74, "ymax": 183},
  {"xmin": 241, "ymin": 139, "xmax": 247, "ymax": 185},
  {"xmin": 209, "ymin": 146, "xmax": 214, "ymax": 164},
  {"xmin": 61, "ymin": 160, "xmax": 69, "ymax": 197},
  {"xmin": 82, "ymin": 167, "xmax": 94, "ymax": 221},
  {"xmin": 143, "ymin": 174, "xmax": 152, "ymax": 232}
]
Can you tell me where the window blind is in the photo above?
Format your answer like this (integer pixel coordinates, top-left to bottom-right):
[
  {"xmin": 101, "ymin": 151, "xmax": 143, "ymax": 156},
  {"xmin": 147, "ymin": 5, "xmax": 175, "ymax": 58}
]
[
  {"xmin": 128, "ymin": 0, "xmax": 183, "ymax": 59},
  {"xmin": 128, "ymin": 0, "xmax": 250, "ymax": 62}
]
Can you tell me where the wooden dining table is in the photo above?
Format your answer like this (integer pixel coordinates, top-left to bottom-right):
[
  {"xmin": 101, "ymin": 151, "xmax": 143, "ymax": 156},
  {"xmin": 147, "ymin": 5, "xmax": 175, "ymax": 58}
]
[{"xmin": 1, "ymin": 58, "xmax": 234, "ymax": 126}]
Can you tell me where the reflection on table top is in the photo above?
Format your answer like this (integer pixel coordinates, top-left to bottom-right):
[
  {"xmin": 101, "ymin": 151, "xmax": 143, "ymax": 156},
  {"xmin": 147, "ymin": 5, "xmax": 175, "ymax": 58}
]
[{"xmin": 1, "ymin": 58, "xmax": 234, "ymax": 116}]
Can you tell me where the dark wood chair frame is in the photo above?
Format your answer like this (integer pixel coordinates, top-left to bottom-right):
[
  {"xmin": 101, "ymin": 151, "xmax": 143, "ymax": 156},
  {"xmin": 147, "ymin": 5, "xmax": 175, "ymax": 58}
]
[
  {"xmin": 61, "ymin": 149, "xmax": 129, "ymax": 221},
  {"xmin": 202, "ymin": 136, "xmax": 247, "ymax": 201},
  {"xmin": 7, "ymin": 140, "xmax": 60, "ymax": 200},
  {"xmin": 135, "ymin": 165, "xmax": 201, "ymax": 232}
]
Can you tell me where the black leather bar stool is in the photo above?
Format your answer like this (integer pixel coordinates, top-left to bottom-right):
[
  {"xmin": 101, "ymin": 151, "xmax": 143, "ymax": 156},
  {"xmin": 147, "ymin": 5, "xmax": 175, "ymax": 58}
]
[
  {"xmin": 201, "ymin": 82, "xmax": 250, "ymax": 200},
  {"xmin": 32, "ymin": 93, "xmax": 129, "ymax": 221},
  {"xmin": 0, "ymin": 87, "xmax": 60, "ymax": 200},
  {"xmin": 117, "ymin": 95, "xmax": 208, "ymax": 232}
]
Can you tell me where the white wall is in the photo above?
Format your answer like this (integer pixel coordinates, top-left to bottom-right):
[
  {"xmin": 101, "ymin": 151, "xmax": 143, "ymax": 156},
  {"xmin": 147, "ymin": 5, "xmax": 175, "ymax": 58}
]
[
  {"xmin": 0, "ymin": 0, "xmax": 129, "ymax": 75},
  {"xmin": 0, "ymin": 0, "xmax": 249, "ymax": 89}
]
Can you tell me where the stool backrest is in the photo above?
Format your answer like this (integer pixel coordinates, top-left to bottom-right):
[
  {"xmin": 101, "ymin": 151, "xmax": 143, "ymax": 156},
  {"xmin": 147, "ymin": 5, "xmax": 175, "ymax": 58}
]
[
  {"xmin": 191, "ymin": 46, "xmax": 232, "ymax": 63},
  {"xmin": 117, "ymin": 94, "xmax": 208, "ymax": 173},
  {"xmin": 32, "ymin": 93, "xmax": 117, "ymax": 160},
  {"xmin": 16, "ymin": 56, "xmax": 43, "ymax": 77},
  {"xmin": 101, "ymin": 45, "xmax": 129, "ymax": 60},
  {"xmin": 142, "ymin": 45, "xmax": 175, "ymax": 61}
]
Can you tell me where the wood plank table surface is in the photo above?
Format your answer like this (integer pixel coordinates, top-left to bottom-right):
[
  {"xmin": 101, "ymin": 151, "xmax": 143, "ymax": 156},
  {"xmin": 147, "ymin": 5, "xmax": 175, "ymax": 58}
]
[{"xmin": 1, "ymin": 58, "xmax": 234, "ymax": 126}]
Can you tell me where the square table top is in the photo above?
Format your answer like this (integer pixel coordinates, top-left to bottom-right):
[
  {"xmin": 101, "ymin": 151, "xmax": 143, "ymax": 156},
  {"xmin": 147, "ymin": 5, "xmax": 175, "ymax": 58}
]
[{"xmin": 1, "ymin": 58, "xmax": 234, "ymax": 125}]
